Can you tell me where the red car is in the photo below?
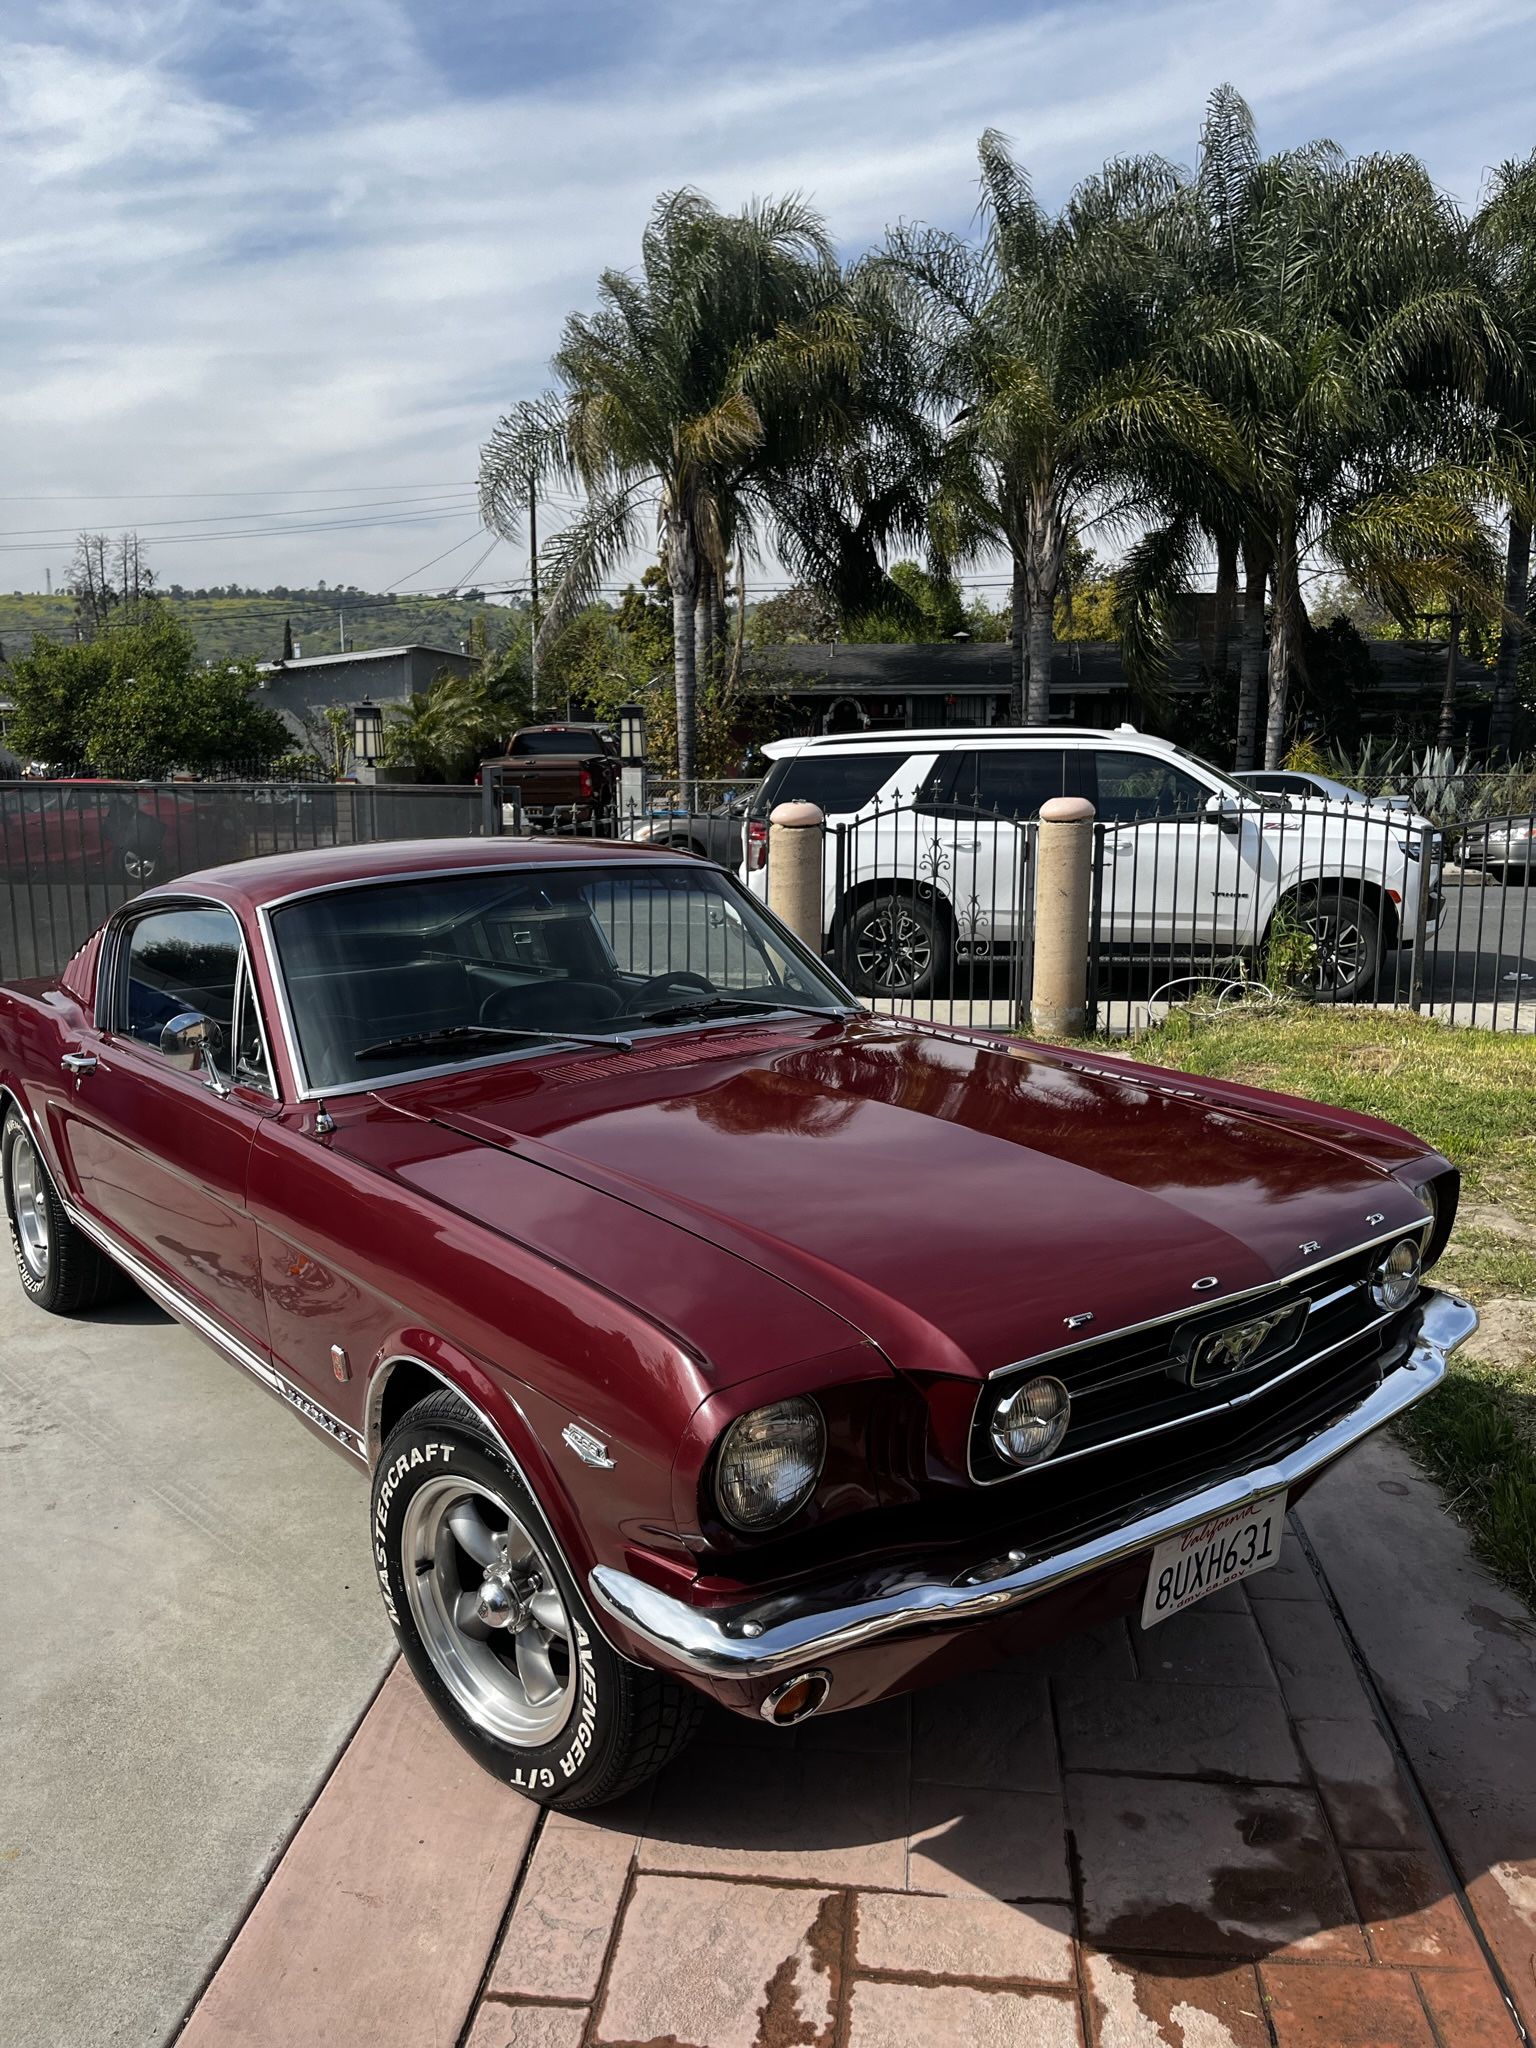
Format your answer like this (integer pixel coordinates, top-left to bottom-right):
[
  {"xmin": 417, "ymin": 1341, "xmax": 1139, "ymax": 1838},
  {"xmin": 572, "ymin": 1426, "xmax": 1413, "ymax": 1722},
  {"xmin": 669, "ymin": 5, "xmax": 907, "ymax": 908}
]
[{"xmin": 0, "ymin": 839, "xmax": 1475, "ymax": 1807}]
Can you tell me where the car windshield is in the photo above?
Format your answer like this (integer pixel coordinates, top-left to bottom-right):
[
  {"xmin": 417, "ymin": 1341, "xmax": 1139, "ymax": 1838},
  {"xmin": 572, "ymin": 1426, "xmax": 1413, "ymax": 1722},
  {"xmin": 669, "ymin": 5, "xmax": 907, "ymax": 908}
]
[{"xmin": 269, "ymin": 862, "xmax": 850, "ymax": 1090}]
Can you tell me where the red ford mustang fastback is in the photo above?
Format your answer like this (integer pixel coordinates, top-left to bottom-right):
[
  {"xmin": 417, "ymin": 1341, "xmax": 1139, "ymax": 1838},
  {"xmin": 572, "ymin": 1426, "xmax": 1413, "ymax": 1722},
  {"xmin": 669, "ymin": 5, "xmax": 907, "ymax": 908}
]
[{"xmin": 0, "ymin": 838, "xmax": 1475, "ymax": 1806}]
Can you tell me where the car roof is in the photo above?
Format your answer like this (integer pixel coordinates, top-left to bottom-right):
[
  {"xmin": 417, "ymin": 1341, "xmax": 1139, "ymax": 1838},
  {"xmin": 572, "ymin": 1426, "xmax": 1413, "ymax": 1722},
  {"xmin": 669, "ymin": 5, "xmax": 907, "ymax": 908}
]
[
  {"xmin": 759, "ymin": 725, "xmax": 1168, "ymax": 759},
  {"xmin": 148, "ymin": 836, "xmax": 691, "ymax": 914}
]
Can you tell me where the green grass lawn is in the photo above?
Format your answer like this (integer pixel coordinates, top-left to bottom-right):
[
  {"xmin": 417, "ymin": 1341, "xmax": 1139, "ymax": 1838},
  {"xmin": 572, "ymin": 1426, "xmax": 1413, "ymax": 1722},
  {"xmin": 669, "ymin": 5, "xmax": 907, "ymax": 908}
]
[{"xmin": 1122, "ymin": 1006, "xmax": 1536, "ymax": 1606}]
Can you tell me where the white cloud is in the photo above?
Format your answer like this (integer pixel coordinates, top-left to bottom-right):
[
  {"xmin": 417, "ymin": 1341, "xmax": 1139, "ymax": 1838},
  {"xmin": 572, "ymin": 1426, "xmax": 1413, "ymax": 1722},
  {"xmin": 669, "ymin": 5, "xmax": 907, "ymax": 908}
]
[{"xmin": 1, "ymin": 0, "xmax": 1533, "ymax": 593}]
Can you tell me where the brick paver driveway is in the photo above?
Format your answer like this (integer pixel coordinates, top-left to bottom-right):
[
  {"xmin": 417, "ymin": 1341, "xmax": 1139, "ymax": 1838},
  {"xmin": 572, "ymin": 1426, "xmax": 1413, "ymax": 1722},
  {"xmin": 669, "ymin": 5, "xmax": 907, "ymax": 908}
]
[{"xmin": 182, "ymin": 1447, "xmax": 1533, "ymax": 2048}]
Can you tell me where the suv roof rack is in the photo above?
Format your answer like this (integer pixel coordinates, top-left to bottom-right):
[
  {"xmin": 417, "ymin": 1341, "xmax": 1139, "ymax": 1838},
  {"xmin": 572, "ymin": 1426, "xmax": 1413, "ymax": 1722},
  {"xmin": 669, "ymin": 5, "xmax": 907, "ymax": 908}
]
[{"xmin": 761, "ymin": 724, "xmax": 1158, "ymax": 755}]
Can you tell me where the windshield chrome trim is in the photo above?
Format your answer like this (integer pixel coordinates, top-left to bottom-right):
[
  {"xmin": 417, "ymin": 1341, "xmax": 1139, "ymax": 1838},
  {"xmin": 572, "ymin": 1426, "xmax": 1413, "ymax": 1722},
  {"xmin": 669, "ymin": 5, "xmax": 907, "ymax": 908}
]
[{"xmin": 252, "ymin": 858, "xmax": 860, "ymax": 1102}]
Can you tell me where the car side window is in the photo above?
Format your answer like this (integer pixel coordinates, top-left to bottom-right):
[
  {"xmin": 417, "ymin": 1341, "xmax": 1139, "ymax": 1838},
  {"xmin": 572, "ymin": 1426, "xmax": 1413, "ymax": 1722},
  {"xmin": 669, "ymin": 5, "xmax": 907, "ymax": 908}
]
[
  {"xmin": 117, "ymin": 904, "xmax": 276, "ymax": 1097},
  {"xmin": 967, "ymin": 749, "xmax": 1067, "ymax": 817},
  {"xmin": 232, "ymin": 966, "xmax": 275, "ymax": 1095},
  {"xmin": 1090, "ymin": 753, "xmax": 1210, "ymax": 822}
]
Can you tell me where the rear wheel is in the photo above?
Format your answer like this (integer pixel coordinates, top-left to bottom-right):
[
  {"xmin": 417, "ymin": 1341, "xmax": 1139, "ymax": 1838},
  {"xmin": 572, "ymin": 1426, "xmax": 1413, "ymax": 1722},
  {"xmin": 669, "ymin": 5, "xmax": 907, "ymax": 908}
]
[
  {"xmin": 372, "ymin": 1391, "xmax": 701, "ymax": 1808},
  {"xmin": 839, "ymin": 889, "xmax": 951, "ymax": 999},
  {"xmin": 2, "ymin": 1110, "xmax": 129, "ymax": 1313}
]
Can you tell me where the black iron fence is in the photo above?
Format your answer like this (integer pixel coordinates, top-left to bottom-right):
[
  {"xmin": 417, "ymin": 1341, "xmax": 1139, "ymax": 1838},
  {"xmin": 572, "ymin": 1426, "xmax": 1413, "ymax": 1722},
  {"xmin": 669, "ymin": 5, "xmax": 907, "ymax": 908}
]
[
  {"xmin": 7, "ymin": 775, "xmax": 1531, "ymax": 1035},
  {"xmin": 0, "ymin": 780, "xmax": 483, "ymax": 980}
]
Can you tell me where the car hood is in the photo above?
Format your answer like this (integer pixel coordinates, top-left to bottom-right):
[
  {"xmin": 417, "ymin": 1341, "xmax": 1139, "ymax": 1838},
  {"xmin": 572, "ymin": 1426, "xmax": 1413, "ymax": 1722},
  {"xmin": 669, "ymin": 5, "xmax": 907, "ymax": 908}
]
[{"xmin": 391, "ymin": 1017, "xmax": 1433, "ymax": 1384}]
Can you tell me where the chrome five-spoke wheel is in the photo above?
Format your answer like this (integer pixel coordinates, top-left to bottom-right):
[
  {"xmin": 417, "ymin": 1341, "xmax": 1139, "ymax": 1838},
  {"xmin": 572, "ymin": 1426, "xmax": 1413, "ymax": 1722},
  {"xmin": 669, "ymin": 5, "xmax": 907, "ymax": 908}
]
[
  {"xmin": 9, "ymin": 1132, "xmax": 50, "ymax": 1285},
  {"xmin": 401, "ymin": 1476, "xmax": 574, "ymax": 1746}
]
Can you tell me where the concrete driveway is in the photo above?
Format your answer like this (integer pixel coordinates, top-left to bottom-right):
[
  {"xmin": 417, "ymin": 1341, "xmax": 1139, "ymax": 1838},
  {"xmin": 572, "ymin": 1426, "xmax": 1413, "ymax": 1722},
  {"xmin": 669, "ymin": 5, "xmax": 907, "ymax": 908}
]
[{"xmin": 0, "ymin": 1256, "xmax": 394, "ymax": 2048}]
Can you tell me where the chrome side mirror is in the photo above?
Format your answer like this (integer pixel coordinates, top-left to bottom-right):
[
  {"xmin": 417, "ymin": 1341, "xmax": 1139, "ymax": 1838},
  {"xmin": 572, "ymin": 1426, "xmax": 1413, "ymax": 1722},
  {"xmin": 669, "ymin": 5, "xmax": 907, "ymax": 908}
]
[{"xmin": 159, "ymin": 1011, "xmax": 231, "ymax": 1096}]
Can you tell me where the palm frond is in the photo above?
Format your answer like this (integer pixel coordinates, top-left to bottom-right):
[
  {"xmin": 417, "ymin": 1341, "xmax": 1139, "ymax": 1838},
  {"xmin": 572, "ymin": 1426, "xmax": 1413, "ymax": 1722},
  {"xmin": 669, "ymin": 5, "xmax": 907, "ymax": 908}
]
[{"xmin": 535, "ymin": 482, "xmax": 650, "ymax": 653}]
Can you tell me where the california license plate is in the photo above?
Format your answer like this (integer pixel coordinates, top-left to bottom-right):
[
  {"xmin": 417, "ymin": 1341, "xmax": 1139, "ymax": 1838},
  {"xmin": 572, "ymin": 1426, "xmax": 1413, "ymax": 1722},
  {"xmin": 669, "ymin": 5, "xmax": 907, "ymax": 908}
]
[{"xmin": 1140, "ymin": 1491, "xmax": 1286, "ymax": 1629}]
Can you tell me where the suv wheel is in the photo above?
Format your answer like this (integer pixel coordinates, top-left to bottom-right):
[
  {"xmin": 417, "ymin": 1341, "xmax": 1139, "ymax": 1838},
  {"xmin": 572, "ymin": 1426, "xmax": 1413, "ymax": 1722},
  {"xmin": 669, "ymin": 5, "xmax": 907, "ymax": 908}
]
[
  {"xmin": 372, "ymin": 1391, "xmax": 701, "ymax": 1808},
  {"xmin": 841, "ymin": 889, "xmax": 951, "ymax": 998},
  {"xmin": 1292, "ymin": 886, "xmax": 1383, "ymax": 1001}
]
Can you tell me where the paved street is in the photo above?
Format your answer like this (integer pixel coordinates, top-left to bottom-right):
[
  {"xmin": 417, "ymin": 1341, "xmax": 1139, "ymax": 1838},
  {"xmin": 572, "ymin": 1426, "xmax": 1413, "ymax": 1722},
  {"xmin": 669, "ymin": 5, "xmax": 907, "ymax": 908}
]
[{"xmin": 0, "ymin": 1258, "xmax": 394, "ymax": 2048}]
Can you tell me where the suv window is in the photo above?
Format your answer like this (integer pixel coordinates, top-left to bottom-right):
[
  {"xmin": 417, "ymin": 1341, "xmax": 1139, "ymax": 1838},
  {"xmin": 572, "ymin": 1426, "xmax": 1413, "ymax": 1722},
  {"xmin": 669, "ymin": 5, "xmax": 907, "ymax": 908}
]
[
  {"xmin": 753, "ymin": 753, "xmax": 905, "ymax": 817},
  {"xmin": 956, "ymin": 748, "xmax": 1066, "ymax": 817},
  {"xmin": 1086, "ymin": 751, "xmax": 1210, "ymax": 822}
]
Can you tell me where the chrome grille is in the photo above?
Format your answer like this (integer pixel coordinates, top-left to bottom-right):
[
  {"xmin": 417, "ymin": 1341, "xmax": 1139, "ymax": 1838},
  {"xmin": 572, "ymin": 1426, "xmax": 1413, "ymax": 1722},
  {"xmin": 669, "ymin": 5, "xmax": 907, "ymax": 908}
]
[{"xmin": 968, "ymin": 1226, "xmax": 1427, "ymax": 1485}]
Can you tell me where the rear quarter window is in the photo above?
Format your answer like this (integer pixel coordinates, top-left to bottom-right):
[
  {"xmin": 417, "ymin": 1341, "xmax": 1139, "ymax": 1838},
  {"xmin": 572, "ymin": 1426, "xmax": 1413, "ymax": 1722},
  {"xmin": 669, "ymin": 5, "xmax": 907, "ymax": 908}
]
[{"xmin": 752, "ymin": 753, "xmax": 911, "ymax": 818}]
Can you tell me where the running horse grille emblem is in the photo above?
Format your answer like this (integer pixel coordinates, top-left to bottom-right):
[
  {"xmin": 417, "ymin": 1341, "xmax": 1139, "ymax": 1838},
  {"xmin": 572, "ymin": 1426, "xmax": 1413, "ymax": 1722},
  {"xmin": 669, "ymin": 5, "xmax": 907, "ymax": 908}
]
[{"xmin": 1174, "ymin": 1301, "xmax": 1309, "ymax": 1388}]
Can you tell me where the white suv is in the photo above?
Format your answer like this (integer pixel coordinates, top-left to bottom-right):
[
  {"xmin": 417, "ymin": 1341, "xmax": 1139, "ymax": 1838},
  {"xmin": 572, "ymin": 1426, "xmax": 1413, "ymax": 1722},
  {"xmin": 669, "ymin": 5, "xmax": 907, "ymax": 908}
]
[{"xmin": 743, "ymin": 726, "xmax": 1441, "ymax": 1000}]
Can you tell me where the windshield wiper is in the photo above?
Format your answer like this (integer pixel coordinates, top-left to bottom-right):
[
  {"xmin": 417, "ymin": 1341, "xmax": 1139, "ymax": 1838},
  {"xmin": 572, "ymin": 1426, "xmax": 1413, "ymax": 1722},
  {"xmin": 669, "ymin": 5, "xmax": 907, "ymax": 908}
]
[
  {"xmin": 638, "ymin": 996, "xmax": 840, "ymax": 1026},
  {"xmin": 355, "ymin": 1023, "xmax": 634, "ymax": 1061}
]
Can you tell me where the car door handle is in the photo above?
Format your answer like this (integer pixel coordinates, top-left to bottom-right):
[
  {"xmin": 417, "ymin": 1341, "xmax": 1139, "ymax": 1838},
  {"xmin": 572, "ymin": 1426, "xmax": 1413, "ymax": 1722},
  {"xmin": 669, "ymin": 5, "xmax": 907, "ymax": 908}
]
[{"xmin": 60, "ymin": 1051, "xmax": 98, "ymax": 1077}]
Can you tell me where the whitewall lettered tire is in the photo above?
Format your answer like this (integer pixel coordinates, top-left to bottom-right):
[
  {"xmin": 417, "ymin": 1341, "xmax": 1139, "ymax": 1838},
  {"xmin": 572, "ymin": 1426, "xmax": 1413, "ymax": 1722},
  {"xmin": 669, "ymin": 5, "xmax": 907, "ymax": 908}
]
[{"xmin": 370, "ymin": 1389, "xmax": 700, "ymax": 1808}]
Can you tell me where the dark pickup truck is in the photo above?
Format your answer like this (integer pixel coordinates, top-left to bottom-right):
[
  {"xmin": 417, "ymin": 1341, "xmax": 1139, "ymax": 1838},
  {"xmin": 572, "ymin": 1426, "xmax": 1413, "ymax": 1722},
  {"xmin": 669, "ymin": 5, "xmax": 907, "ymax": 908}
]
[{"xmin": 480, "ymin": 724, "xmax": 620, "ymax": 831}]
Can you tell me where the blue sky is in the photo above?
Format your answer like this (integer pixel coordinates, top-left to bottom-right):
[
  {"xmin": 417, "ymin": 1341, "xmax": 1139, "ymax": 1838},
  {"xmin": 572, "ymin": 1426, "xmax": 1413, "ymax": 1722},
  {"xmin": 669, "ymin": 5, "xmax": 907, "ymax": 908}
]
[{"xmin": 2, "ymin": 0, "xmax": 1534, "ymax": 597}]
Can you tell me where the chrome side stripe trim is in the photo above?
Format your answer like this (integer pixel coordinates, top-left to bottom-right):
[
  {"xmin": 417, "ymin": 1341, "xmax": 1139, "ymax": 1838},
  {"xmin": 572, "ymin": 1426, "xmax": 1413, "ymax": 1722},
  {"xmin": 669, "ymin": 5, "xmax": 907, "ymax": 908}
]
[{"xmin": 63, "ymin": 1200, "xmax": 366, "ymax": 1463}]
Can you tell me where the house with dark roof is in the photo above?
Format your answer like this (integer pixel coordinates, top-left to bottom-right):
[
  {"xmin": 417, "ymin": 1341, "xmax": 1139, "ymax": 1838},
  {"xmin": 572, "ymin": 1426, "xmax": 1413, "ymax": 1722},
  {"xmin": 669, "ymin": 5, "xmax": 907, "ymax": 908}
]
[{"xmin": 740, "ymin": 635, "xmax": 1495, "ymax": 742}]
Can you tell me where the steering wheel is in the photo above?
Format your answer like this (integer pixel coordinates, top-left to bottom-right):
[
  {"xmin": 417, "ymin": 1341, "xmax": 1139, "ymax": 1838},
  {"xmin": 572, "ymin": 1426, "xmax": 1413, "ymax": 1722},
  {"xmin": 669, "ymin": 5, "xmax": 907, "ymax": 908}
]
[{"xmin": 628, "ymin": 970, "xmax": 717, "ymax": 1010}]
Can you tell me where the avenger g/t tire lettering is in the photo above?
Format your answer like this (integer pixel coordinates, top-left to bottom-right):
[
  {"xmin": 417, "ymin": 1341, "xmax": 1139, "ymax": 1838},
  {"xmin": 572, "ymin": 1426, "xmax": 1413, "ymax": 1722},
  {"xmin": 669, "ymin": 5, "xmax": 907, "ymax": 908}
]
[{"xmin": 371, "ymin": 1389, "xmax": 700, "ymax": 1808}]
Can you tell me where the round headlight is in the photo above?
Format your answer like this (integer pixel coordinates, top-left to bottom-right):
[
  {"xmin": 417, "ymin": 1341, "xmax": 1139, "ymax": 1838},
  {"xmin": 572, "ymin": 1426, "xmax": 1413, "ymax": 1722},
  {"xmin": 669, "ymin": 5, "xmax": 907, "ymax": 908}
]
[
  {"xmin": 991, "ymin": 1376, "xmax": 1071, "ymax": 1469},
  {"xmin": 1371, "ymin": 1237, "xmax": 1422, "ymax": 1310},
  {"xmin": 714, "ymin": 1399, "xmax": 825, "ymax": 1532}
]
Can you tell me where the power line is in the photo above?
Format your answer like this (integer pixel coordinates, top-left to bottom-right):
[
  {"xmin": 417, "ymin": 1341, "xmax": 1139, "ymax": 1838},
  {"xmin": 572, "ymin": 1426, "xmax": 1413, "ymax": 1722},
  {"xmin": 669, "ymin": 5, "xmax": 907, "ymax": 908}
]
[{"xmin": 0, "ymin": 493, "xmax": 478, "ymax": 540}]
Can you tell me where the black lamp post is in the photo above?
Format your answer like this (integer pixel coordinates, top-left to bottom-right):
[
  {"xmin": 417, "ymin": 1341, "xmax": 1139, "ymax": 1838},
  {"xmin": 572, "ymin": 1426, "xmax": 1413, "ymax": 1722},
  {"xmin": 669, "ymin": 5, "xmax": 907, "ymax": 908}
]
[{"xmin": 351, "ymin": 697, "xmax": 383, "ymax": 768}]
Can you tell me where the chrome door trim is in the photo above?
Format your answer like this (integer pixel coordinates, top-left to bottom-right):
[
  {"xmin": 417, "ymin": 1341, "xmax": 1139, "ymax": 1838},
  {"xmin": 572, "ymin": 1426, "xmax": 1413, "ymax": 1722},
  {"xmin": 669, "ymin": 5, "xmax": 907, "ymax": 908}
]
[{"xmin": 62, "ymin": 1197, "xmax": 365, "ymax": 1462}]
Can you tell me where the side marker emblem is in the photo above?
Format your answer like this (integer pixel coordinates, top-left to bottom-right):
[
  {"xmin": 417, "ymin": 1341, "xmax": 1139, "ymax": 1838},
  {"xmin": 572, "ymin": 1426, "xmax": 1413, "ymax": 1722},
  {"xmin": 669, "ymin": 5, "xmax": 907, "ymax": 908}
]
[
  {"xmin": 562, "ymin": 1423, "xmax": 615, "ymax": 1470},
  {"xmin": 1191, "ymin": 1277, "xmax": 1220, "ymax": 1292},
  {"xmin": 1063, "ymin": 1312, "xmax": 1095, "ymax": 1330}
]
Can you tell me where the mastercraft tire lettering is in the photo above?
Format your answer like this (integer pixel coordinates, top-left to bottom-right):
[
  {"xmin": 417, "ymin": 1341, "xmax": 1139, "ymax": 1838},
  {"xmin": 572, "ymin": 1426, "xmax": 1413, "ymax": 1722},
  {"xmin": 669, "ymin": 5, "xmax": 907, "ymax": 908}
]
[{"xmin": 370, "ymin": 1389, "xmax": 699, "ymax": 1809}]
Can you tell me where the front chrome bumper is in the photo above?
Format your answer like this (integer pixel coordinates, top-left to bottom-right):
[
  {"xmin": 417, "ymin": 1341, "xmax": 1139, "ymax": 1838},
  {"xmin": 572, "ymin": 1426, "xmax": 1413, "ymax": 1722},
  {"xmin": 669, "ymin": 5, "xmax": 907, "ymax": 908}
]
[{"xmin": 590, "ymin": 1289, "xmax": 1477, "ymax": 1681}]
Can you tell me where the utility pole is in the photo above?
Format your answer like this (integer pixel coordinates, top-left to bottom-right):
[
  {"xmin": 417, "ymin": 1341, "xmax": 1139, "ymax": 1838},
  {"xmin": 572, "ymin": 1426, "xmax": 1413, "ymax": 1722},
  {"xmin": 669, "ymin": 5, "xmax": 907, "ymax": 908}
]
[
  {"xmin": 338, "ymin": 607, "xmax": 346, "ymax": 654},
  {"xmin": 1436, "ymin": 602, "xmax": 1461, "ymax": 750},
  {"xmin": 528, "ymin": 482, "xmax": 540, "ymax": 715}
]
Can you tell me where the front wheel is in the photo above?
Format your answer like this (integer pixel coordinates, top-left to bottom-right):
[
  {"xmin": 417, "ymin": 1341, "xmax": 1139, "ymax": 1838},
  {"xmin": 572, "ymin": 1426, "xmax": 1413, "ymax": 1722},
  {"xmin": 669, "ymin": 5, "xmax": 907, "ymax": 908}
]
[
  {"xmin": 1286, "ymin": 886, "xmax": 1384, "ymax": 1001},
  {"xmin": 371, "ymin": 1391, "xmax": 701, "ymax": 1808}
]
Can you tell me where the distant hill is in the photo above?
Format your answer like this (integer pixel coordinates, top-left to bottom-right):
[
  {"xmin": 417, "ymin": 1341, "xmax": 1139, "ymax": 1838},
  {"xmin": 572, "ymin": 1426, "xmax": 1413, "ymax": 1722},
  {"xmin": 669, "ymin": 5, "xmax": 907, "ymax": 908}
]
[{"xmin": 0, "ymin": 587, "xmax": 520, "ymax": 665}]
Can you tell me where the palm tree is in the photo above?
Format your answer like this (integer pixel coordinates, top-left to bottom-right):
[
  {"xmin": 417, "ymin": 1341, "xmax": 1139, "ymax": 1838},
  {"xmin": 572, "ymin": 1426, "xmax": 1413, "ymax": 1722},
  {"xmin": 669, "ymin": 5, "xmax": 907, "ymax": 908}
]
[
  {"xmin": 479, "ymin": 191, "xmax": 856, "ymax": 784},
  {"xmin": 1130, "ymin": 99, "xmax": 1503, "ymax": 764},
  {"xmin": 884, "ymin": 131, "xmax": 1246, "ymax": 722},
  {"xmin": 1472, "ymin": 153, "xmax": 1536, "ymax": 761}
]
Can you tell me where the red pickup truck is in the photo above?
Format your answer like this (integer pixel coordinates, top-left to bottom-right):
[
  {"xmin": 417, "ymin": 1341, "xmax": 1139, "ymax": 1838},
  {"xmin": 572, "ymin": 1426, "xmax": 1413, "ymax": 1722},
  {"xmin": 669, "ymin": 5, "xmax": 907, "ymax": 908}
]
[{"xmin": 479, "ymin": 724, "xmax": 620, "ymax": 831}]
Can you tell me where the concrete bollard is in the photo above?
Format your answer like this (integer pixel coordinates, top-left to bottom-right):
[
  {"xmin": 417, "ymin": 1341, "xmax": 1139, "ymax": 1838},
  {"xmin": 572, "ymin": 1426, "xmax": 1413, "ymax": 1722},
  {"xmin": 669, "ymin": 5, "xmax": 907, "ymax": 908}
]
[
  {"xmin": 1030, "ymin": 795, "xmax": 1096, "ymax": 1036},
  {"xmin": 767, "ymin": 801, "xmax": 827, "ymax": 953}
]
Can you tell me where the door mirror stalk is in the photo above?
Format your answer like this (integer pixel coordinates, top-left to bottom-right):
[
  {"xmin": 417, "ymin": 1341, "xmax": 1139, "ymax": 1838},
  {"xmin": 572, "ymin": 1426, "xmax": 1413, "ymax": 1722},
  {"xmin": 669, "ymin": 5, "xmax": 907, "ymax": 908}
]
[{"xmin": 159, "ymin": 1012, "xmax": 232, "ymax": 1097}]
